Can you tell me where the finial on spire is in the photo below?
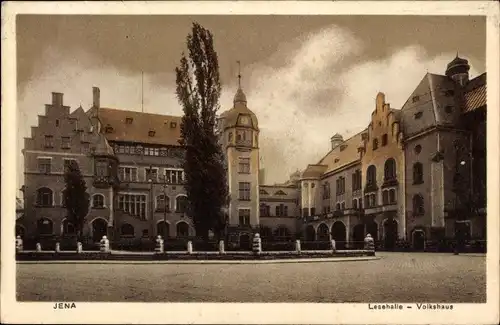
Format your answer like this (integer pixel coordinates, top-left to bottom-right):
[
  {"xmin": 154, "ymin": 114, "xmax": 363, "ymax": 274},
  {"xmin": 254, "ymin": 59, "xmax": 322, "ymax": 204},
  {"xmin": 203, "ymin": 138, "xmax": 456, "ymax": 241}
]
[
  {"xmin": 456, "ymin": 51, "xmax": 459, "ymax": 58},
  {"xmin": 237, "ymin": 60, "xmax": 242, "ymax": 88}
]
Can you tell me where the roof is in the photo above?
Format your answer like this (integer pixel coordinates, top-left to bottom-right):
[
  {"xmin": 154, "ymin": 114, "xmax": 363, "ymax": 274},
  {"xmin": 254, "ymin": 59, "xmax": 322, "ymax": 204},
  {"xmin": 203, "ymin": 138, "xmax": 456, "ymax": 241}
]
[
  {"xmin": 317, "ymin": 130, "xmax": 364, "ymax": 174},
  {"xmin": 464, "ymin": 84, "xmax": 486, "ymax": 113},
  {"xmin": 98, "ymin": 108, "xmax": 182, "ymax": 146},
  {"xmin": 301, "ymin": 164, "xmax": 328, "ymax": 178}
]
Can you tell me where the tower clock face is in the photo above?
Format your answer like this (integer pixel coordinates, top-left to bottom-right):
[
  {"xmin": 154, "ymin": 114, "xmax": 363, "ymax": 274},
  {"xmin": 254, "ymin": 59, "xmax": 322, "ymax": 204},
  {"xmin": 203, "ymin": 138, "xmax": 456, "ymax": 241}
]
[{"xmin": 240, "ymin": 116, "xmax": 249, "ymax": 125}]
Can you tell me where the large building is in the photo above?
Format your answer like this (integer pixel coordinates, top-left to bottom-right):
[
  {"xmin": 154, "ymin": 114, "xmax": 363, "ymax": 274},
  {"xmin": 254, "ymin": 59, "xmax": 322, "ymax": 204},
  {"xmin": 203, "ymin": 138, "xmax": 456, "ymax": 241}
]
[
  {"xmin": 16, "ymin": 55, "xmax": 486, "ymax": 250},
  {"xmin": 298, "ymin": 56, "xmax": 486, "ymax": 250}
]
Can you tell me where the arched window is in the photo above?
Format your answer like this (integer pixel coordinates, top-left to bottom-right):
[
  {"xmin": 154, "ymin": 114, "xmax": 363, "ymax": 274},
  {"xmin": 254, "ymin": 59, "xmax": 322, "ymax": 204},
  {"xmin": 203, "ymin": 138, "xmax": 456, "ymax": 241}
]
[
  {"xmin": 176, "ymin": 222, "xmax": 189, "ymax": 237},
  {"xmin": 62, "ymin": 219, "xmax": 76, "ymax": 235},
  {"xmin": 37, "ymin": 218, "xmax": 53, "ymax": 235},
  {"xmin": 36, "ymin": 187, "xmax": 53, "ymax": 207},
  {"xmin": 389, "ymin": 189, "xmax": 396, "ymax": 204},
  {"xmin": 413, "ymin": 162, "xmax": 424, "ymax": 184},
  {"xmin": 121, "ymin": 223, "xmax": 135, "ymax": 236},
  {"xmin": 384, "ymin": 158, "xmax": 396, "ymax": 180},
  {"xmin": 366, "ymin": 165, "xmax": 377, "ymax": 186},
  {"xmin": 176, "ymin": 195, "xmax": 188, "ymax": 213},
  {"xmin": 156, "ymin": 221, "xmax": 170, "ymax": 238},
  {"xmin": 335, "ymin": 203, "xmax": 341, "ymax": 211},
  {"xmin": 156, "ymin": 195, "xmax": 170, "ymax": 212},
  {"xmin": 352, "ymin": 199, "xmax": 358, "ymax": 210},
  {"xmin": 413, "ymin": 194, "xmax": 424, "ymax": 216},
  {"xmin": 92, "ymin": 194, "xmax": 105, "ymax": 208}
]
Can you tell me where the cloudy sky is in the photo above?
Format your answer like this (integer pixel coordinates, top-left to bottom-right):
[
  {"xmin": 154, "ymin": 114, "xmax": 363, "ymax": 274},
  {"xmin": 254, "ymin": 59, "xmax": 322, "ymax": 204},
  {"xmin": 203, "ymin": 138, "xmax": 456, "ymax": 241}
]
[{"xmin": 16, "ymin": 15, "xmax": 486, "ymax": 189}]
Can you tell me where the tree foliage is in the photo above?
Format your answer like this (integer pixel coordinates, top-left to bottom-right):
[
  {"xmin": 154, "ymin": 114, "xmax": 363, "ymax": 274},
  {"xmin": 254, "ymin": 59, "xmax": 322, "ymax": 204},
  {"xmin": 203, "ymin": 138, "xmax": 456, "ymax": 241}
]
[
  {"xmin": 175, "ymin": 22, "xmax": 229, "ymax": 241},
  {"xmin": 64, "ymin": 160, "xmax": 90, "ymax": 242}
]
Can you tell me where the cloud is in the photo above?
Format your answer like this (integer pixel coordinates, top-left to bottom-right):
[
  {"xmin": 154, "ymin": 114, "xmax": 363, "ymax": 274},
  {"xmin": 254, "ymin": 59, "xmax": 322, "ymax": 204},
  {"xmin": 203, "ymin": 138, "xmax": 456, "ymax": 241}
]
[{"xmin": 17, "ymin": 25, "xmax": 483, "ymax": 190}]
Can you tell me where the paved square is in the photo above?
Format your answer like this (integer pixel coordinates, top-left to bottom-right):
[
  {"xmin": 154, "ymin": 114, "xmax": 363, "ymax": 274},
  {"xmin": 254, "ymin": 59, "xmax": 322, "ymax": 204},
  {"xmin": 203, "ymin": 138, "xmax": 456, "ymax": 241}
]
[{"xmin": 16, "ymin": 252, "xmax": 486, "ymax": 302}]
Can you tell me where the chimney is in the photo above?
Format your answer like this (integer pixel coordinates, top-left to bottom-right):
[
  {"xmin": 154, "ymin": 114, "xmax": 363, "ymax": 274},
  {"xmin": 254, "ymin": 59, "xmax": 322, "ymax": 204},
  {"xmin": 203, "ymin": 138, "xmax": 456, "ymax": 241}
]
[
  {"xmin": 51, "ymin": 92, "xmax": 63, "ymax": 106},
  {"xmin": 93, "ymin": 87, "xmax": 100, "ymax": 108}
]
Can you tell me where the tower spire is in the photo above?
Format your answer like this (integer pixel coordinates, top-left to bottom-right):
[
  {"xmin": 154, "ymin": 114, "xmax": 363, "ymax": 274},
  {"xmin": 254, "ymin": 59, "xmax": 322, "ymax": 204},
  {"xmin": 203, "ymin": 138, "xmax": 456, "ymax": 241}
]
[{"xmin": 237, "ymin": 60, "xmax": 242, "ymax": 88}]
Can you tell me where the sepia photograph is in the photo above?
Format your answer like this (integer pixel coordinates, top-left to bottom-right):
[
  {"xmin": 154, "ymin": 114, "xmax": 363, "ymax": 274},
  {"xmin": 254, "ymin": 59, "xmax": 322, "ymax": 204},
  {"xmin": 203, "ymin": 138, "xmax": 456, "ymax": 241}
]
[{"xmin": 1, "ymin": 1, "xmax": 499, "ymax": 324}]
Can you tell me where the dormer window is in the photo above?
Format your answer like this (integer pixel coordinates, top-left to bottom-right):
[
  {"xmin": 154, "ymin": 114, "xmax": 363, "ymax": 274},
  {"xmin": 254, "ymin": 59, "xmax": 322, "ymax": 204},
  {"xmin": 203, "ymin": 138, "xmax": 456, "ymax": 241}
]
[
  {"xmin": 125, "ymin": 117, "xmax": 133, "ymax": 124},
  {"xmin": 414, "ymin": 111, "xmax": 423, "ymax": 119},
  {"xmin": 340, "ymin": 144, "xmax": 347, "ymax": 152},
  {"xmin": 105, "ymin": 125, "xmax": 114, "ymax": 133},
  {"xmin": 56, "ymin": 119, "xmax": 60, "ymax": 127},
  {"xmin": 170, "ymin": 122, "xmax": 177, "ymax": 128},
  {"xmin": 445, "ymin": 105, "xmax": 453, "ymax": 113},
  {"xmin": 148, "ymin": 130, "xmax": 156, "ymax": 137},
  {"xmin": 334, "ymin": 158, "xmax": 340, "ymax": 163},
  {"xmin": 412, "ymin": 96, "xmax": 420, "ymax": 103}
]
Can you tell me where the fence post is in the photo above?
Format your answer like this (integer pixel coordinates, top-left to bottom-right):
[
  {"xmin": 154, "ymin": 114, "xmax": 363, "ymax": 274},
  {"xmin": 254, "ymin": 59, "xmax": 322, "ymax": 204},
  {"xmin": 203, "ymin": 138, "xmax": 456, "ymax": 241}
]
[
  {"xmin": 187, "ymin": 241, "xmax": 193, "ymax": 254},
  {"xmin": 331, "ymin": 239, "xmax": 336, "ymax": 253},
  {"xmin": 16, "ymin": 236, "xmax": 23, "ymax": 253},
  {"xmin": 155, "ymin": 236, "xmax": 164, "ymax": 254},
  {"xmin": 295, "ymin": 239, "xmax": 301, "ymax": 254},
  {"xmin": 252, "ymin": 233, "xmax": 262, "ymax": 255},
  {"xmin": 55, "ymin": 242, "xmax": 61, "ymax": 253},
  {"xmin": 100, "ymin": 236, "xmax": 110, "ymax": 253},
  {"xmin": 36, "ymin": 242, "xmax": 42, "ymax": 252},
  {"xmin": 219, "ymin": 240, "xmax": 225, "ymax": 254},
  {"xmin": 76, "ymin": 242, "xmax": 83, "ymax": 253}
]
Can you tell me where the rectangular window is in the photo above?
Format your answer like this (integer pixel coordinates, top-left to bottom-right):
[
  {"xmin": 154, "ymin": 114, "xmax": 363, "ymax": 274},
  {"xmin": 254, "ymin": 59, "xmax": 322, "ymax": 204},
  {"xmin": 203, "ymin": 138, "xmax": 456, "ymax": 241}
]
[
  {"xmin": 145, "ymin": 168, "xmax": 158, "ymax": 182},
  {"xmin": 165, "ymin": 169, "xmax": 185, "ymax": 184},
  {"xmin": 118, "ymin": 167, "xmax": 138, "ymax": 182},
  {"xmin": 238, "ymin": 182, "xmax": 251, "ymax": 200},
  {"xmin": 412, "ymin": 95, "xmax": 420, "ymax": 103},
  {"xmin": 61, "ymin": 137, "xmax": 71, "ymax": 149},
  {"xmin": 238, "ymin": 209, "xmax": 250, "ymax": 226},
  {"xmin": 44, "ymin": 135, "xmax": 54, "ymax": 148},
  {"xmin": 96, "ymin": 161, "xmax": 108, "ymax": 176},
  {"xmin": 118, "ymin": 194, "xmax": 147, "ymax": 219},
  {"xmin": 82, "ymin": 142, "xmax": 90, "ymax": 154},
  {"xmin": 238, "ymin": 158, "xmax": 250, "ymax": 174},
  {"xmin": 38, "ymin": 158, "xmax": 52, "ymax": 174},
  {"xmin": 63, "ymin": 159, "xmax": 77, "ymax": 172}
]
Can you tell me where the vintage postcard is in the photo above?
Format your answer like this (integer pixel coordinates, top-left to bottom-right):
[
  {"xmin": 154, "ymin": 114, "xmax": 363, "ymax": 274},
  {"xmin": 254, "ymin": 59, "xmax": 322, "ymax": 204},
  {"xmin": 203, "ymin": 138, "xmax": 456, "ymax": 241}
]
[{"xmin": 1, "ymin": 1, "xmax": 499, "ymax": 324}]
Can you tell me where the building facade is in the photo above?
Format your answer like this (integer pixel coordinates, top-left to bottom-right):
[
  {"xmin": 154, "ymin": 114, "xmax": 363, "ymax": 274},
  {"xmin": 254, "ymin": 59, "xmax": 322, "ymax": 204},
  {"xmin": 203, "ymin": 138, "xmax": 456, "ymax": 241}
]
[{"xmin": 17, "ymin": 55, "xmax": 486, "ymax": 250}]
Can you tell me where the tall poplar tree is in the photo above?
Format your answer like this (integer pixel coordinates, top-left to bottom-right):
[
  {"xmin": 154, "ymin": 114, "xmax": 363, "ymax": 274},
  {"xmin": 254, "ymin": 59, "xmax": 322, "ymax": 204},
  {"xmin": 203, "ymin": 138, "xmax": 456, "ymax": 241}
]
[
  {"xmin": 64, "ymin": 160, "xmax": 90, "ymax": 243},
  {"xmin": 175, "ymin": 22, "xmax": 229, "ymax": 241}
]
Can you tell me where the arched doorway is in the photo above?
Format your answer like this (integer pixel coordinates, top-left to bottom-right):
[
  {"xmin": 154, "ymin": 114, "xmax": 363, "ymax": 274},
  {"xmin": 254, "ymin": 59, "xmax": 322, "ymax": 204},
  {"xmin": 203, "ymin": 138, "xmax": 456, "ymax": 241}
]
[
  {"xmin": 412, "ymin": 229, "xmax": 425, "ymax": 251},
  {"xmin": 15, "ymin": 225, "xmax": 25, "ymax": 238},
  {"xmin": 331, "ymin": 221, "xmax": 346, "ymax": 249},
  {"xmin": 317, "ymin": 223, "xmax": 330, "ymax": 241},
  {"xmin": 176, "ymin": 222, "xmax": 189, "ymax": 237},
  {"xmin": 383, "ymin": 218, "xmax": 398, "ymax": 251},
  {"xmin": 91, "ymin": 218, "xmax": 108, "ymax": 242},
  {"xmin": 305, "ymin": 225, "xmax": 316, "ymax": 241},
  {"xmin": 157, "ymin": 221, "xmax": 170, "ymax": 239},
  {"xmin": 352, "ymin": 224, "xmax": 365, "ymax": 249},
  {"xmin": 239, "ymin": 233, "xmax": 251, "ymax": 250}
]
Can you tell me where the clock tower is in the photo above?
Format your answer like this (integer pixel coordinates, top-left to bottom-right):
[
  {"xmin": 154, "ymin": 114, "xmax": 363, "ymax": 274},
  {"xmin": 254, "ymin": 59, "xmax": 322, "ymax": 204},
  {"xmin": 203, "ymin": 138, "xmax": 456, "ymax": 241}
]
[{"xmin": 218, "ymin": 75, "xmax": 260, "ymax": 241}]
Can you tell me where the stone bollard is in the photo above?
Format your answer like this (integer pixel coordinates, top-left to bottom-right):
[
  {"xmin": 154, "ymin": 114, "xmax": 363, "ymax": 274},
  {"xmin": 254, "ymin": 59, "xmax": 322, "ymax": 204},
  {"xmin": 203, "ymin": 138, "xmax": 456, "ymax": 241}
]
[
  {"xmin": 155, "ymin": 235, "xmax": 164, "ymax": 254},
  {"xmin": 295, "ymin": 239, "xmax": 301, "ymax": 254},
  {"xmin": 36, "ymin": 243, "xmax": 42, "ymax": 252},
  {"xmin": 364, "ymin": 234, "xmax": 375, "ymax": 252},
  {"xmin": 331, "ymin": 239, "xmax": 336, "ymax": 252},
  {"xmin": 252, "ymin": 233, "xmax": 262, "ymax": 255},
  {"xmin": 187, "ymin": 241, "xmax": 193, "ymax": 254},
  {"xmin": 219, "ymin": 240, "xmax": 225, "ymax": 254},
  {"xmin": 15, "ymin": 236, "xmax": 23, "ymax": 253},
  {"xmin": 76, "ymin": 242, "xmax": 83, "ymax": 253},
  {"xmin": 100, "ymin": 236, "xmax": 110, "ymax": 253},
  {"xmin": 55, "ymin": 242, "xmax": 61, "ymax": 253}
]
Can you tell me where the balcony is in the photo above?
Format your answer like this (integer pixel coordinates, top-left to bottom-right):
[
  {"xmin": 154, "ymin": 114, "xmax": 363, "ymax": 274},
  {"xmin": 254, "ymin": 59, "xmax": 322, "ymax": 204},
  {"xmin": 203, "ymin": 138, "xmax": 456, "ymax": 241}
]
[
  {"xmin": 364, "ymin": 203, "xmax": 398, "ymax": 215},
  {"xmin": 93, "ymin": 175, "xmax": 120, "ymax": 189},
  {"xmin": 382, "ymin": 177, "xmax": 398, "ymax": 188},
  {"xmin": 364, "ymin": 183, "xmax": 378, "ymax": 193}
]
